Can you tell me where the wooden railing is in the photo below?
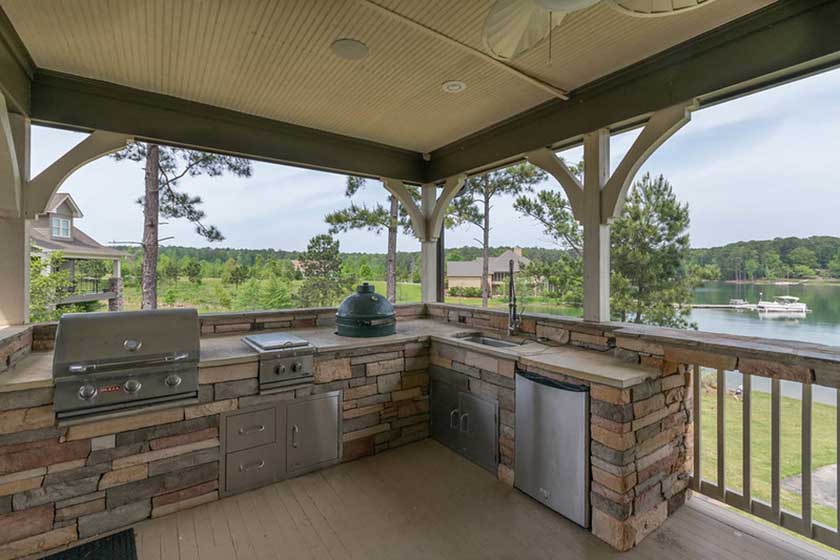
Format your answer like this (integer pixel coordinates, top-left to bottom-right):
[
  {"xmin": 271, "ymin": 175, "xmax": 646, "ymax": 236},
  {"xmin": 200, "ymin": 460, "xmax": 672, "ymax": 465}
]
[{"xmin": 691, "ymin": 364, "xmax": 835, "ymax": 548}]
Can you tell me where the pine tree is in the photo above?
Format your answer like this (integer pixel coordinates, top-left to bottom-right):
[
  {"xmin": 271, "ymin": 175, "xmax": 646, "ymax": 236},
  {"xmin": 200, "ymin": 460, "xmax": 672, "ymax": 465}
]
[{"xmin": 112, "ymin": 143, "xmax": 252, "ymax": 309}]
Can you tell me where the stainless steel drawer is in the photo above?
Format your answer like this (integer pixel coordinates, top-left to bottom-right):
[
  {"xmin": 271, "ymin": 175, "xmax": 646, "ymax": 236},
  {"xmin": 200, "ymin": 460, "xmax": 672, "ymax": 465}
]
[
  {"xmin": 226, "ymin": 406, "xmax": 276, "ymax": 453},
  {"xmin": 225, "ymin": 442, "xmax": 281, "ymax": 494}
]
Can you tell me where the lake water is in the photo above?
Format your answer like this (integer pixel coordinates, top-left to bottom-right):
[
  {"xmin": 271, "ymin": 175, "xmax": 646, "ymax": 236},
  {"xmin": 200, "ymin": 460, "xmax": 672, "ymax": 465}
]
[{"xmin": 691, "ymin": 281, "xmax": 840, "ymax": 405}]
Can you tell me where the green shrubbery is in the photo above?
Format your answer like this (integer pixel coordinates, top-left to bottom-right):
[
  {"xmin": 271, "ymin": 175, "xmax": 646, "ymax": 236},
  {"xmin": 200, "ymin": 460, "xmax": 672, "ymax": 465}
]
[{"xmin": 448, "ymin": 286, "xmax": 482, "ymax": 298}]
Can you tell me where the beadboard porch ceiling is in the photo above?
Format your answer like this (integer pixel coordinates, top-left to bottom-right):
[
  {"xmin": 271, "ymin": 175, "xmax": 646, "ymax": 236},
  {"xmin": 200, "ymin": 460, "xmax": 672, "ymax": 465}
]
[{"xmin": 0, "ymin": 0, "xmax": 772, "ymax": 154}]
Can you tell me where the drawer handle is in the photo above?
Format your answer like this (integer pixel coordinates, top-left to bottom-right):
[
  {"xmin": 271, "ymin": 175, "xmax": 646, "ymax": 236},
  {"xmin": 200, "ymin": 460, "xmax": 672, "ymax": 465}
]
[
  {"xmin": 449, "ymin": 409, "xmax": 459, "ymax": 429},
  {"xmin": 239, "ymin": 459, "xmax": 265, "ymax": 472},
  {"xmin": 291, "ymin": 424, "xmax": 300, "ymax": 448},
  {"xmin": 238, "ymin": 424, "xmax": 266, "ymax": 436},
  {"xmin": 459, "ymin": 412, "xmax": 470, "ymax": 433}
]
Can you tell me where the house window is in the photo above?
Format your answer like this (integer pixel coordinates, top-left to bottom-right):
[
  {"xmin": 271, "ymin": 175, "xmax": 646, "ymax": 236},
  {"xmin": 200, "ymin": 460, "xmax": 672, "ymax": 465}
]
[{"xmin": 51, "ymin": 217, "xmax": 71, "ymax": 239}]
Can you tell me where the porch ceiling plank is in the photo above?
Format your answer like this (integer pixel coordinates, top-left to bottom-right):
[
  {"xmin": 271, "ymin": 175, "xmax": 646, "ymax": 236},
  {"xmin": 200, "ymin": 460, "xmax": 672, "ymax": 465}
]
[
  {"xmin": 0, "ymin": 5, "xmax": 32, "ymax": 115},
  {"xmin": 425, "ymin": 0, "xmax": 840, "ymax": 182},
  {"xmin": 29, "ymin": 71, "xmax": 427, "ymax": 184}
]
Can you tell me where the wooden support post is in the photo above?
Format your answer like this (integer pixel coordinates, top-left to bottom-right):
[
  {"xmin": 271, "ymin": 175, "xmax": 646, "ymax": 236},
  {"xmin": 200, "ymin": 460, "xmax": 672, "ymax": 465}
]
[
  {"xmin": 420, "ymin": 184, "xmax": 438, "ymax": 303},
  {"xmin": 528, "ymin": 102, "xmax": 695, "ymax": 323},
  {"xmin": 0, "ymin": 99, "xmax": 30, "ymax": 327},
  {"xmin": 582, "ymin": 129, "xmax": 610, "ymax": 322}
]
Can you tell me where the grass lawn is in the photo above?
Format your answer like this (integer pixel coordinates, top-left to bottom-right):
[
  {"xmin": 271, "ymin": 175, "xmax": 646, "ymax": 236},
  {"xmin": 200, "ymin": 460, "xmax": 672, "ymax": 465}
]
[
  {"xmin": 700, "ymin": 382, "xmax": 838, "ymax": 528},
  {"xmin": 123, "ymin": 278, "xmax": 425, "ymax": 313}
]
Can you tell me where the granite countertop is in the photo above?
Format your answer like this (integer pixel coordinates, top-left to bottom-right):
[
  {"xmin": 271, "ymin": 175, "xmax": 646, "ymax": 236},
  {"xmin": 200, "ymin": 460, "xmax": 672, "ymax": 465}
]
[{"xmin": 0, "ymin": 318, "xmax": 656, "ymax": 393}]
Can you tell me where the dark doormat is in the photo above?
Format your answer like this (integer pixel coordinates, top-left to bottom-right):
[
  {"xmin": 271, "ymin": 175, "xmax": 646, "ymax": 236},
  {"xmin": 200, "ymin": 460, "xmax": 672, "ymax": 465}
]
[{"xmin": 43, "ymin": 529, "xmax": 137, "ymax": 560}]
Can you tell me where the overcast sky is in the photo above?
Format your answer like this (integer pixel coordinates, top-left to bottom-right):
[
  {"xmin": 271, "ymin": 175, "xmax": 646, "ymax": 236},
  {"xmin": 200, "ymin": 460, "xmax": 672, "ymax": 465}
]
[{"xmin": 32, "ymin": 67, "xmax": 840, "ymax": 254}]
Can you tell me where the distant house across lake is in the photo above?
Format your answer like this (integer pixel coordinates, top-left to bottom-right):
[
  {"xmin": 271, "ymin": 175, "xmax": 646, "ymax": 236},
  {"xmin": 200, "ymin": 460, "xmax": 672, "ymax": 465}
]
[
  {"xmin": 446, "ymin": 247, "xmax": 529, "ymax": 294},
  {"xmin": 30, "ymin": 193, "xmax": 126, "ymax": 310}
]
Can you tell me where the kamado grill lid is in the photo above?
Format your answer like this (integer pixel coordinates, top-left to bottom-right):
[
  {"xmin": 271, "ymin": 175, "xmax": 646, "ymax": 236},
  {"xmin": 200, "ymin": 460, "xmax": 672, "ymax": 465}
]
[{"xmin": 335, "ymin": 283, "xmax": 396, "ymax": 338}]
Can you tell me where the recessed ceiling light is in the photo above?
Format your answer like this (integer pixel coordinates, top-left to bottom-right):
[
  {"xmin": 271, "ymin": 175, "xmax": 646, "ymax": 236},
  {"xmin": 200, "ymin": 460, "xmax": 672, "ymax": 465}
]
[
  {"xmin": 331, "ymin": 38, "xmax": 368, "ymax": 60},
  {"xmin": 442, "ymin": 80, "xmax": 466, "ymax": 94}
]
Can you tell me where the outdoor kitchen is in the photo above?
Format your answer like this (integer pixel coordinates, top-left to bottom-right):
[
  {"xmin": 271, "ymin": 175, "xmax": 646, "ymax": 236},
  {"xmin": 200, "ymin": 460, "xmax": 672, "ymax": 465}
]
[
  {"xmin": 0, "ymin": 279, "xmax": 703, "ymax": 559},
  {"xmin": 2, "ymin": 2, "xmax": 840, "ymax": 559}
]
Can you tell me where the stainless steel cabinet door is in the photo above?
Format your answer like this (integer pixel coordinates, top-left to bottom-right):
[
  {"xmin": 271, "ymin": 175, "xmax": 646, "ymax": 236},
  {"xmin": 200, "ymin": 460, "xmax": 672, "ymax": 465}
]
[
  {"xmin": 286, "ymin": 393, "xmax": 340, "ymax": 473},
  {"xmin": 430, "ymin": 379, "xmax": 460, "ymax": 452},
  {"xmin": 458, "ymin": 392, "xmax": 498, "ymax": 474}
]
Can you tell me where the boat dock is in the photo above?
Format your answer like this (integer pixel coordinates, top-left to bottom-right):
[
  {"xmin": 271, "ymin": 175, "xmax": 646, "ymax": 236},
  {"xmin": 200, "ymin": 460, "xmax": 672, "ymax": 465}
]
[{"xmin": 690, "ymin": 303, "xmax": 757, "ymax": 310}]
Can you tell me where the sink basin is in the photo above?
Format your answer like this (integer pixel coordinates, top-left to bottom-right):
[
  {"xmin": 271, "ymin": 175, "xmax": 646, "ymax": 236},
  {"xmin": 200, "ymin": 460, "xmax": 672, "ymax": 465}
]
[{"xmin": 458, "ymin": 334, "xmax": 521, "ymax": 348}]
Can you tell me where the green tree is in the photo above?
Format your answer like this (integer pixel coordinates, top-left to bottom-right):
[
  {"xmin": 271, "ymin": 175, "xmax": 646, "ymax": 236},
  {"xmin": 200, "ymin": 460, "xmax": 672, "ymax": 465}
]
[
  {"xmin": 788, "ymin": 246, "xmax": 818, "ymax": 270},
  {"xmin": 358, "ymin": 262, "xmax": 373, "ymax": 280},
  {"xmin": 234, "ymin": 278, "xmax": 263, "ymax": 310},
  {"xmin": 611, "ymin": 174, "xmax": 694, "ymax": 328},
  {"xmin": 297, "ymin": 234, "xmax": 349, "ymax": 308},
  {"xmin": 160, "ymin": 256, "xmax": 180, "ymax": 285},
  {"xmin": 326, "ymin": 177, "xmax": 416, "ymax": 303},
  {"xmin": 450, "ymin": 163, "xmax": 546, "ymax": 307},
  {"xmin": 29, "ymin": 252, "xmax": 81, "ymax": 322},
  {"xmin": 515, "ymin": 170, "xmax": 697, "ymax": 328},
  {"xmin": 184, "ymin": 259, "xmax": 202, "ymax": 284},
  {"xmin": 221, "ymin": 258, "xmax": 249, "ymax": 287},
  {"xmin": 828, "ymin": 250, "xmax": 840, "ymax": 278},
  {"xmin": 112, "ymin": 143, "xmax": 252, "ymax": 309},
  {"xmin": 261, "ymin": 276, "xmax": 294, "ymax": 309}
]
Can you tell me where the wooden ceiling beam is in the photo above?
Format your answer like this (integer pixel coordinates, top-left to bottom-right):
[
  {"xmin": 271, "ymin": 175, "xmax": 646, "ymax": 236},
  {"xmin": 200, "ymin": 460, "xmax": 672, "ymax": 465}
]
[{"xmin": 30, "ymin": 71, "xmax": 427, "ymax": 184}]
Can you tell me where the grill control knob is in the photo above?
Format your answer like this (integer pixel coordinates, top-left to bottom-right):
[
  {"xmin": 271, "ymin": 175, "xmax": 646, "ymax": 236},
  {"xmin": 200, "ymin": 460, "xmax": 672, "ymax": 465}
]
[
  {"xmin": 165, "ymin": 374, "xmax": 182, "ymax": 388},
  {"xmin": 124, "ymin": 379, "xmax": 142, "ymax": 394},
  {"xmin": 274, "ymin": 364, "xmax": 287, "ymax": 375},
  {"xmin": 291, "ymin": 361, "xmax": 304, "ymax": 373},
  {"xmin": 78, "ymin": 384, "xmax": 98, "ymax": 401}
]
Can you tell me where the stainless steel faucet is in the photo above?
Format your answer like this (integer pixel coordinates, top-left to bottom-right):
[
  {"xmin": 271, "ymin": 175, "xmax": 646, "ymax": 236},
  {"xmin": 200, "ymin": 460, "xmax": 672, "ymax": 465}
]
[{"xmin": 508, "ymin": 259, "xmax": 520, "ymax": 336}]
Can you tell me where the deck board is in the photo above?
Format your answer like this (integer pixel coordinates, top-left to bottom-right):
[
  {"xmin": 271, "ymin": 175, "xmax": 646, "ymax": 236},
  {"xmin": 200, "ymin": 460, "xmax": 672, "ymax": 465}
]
[{"xmin": 135, "ymin": 439, "xmax": 836, "ymax": 560}]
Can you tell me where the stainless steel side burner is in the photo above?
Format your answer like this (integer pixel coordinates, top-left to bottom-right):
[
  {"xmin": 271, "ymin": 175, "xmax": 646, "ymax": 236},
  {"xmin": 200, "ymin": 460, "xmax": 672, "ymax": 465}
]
[
  {"xmin": 52, "ymin": 309, "xmax": 200, "ymax": 423},
  {"xmin": 242, "ymin": 332, "xmax": 315, "ymax": 392}
]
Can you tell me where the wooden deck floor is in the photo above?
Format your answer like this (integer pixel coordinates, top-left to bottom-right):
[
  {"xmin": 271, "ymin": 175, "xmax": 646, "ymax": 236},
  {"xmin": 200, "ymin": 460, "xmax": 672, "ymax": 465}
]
[{"xmin": 134, "ymin": 439, "xmax": 836, "ymax": 560}]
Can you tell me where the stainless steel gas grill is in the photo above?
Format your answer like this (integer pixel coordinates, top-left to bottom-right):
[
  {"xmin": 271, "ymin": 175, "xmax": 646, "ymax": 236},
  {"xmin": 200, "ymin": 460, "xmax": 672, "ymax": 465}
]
[
  {"xmin": 53, "ymin": 309, "xmax": 200, "ymax": 423},
  {"xmin": 241, "ymin": 332, "xmax": 315, "ymax": 392}
]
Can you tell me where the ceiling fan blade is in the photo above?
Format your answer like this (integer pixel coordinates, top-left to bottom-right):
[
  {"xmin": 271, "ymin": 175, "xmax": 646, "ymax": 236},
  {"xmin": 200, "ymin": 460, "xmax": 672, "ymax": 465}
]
[
  {"xmin": 483, "ymin": 0, "xmax": 566, "ymax": 60},
  {"xmin": 607, "ymin": 0, "xmax": 716, "ymax": 17}
]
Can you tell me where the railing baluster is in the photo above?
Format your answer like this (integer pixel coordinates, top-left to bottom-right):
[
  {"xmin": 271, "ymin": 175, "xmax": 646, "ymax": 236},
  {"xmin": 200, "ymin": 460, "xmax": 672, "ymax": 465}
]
[
  {"xmin": 717, "ymin": 368, "xmax": 726, "ymax": 496},
  {"xmin": 802, "ymin": 382, "xmax": 812, "ymax": 535},
  {"xmin": 693, "ymin": 364, "xmax": 701, "ymax": 491},
  {"xmin": 836, "ymin": 388, "xmax": 839, "ymax": 541},
  {"xmin": 743, "ymin": 373, "xmax": 751, "ymax": 506},
  {"xmin": 771, "ymin": 378, "xmax": 781, "ymax": 521}
]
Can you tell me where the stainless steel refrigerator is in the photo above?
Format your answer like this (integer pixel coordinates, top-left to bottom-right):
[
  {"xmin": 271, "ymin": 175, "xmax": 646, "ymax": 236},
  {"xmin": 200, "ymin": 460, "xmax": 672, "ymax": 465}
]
[{"xmin": 515, "ymin": 371, "xmax": 590, "ymax": 528}]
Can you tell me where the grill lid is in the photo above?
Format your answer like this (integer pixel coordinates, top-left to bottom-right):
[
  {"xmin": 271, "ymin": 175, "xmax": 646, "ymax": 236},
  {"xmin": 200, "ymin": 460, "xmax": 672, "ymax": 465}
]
[
  {"xmin": 242, "ymin": 332, "xmax": 310, "ymax": 351},
  {"xmin": 335, "ymin": 283, "xmax": 396, "ymax": 338},
  {"xmin": 53, "ymin": 309, "xmax": 200, "ymax": 376}
]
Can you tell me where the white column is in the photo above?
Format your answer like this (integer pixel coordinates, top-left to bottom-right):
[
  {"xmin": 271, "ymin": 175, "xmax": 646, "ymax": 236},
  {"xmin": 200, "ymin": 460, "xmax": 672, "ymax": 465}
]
[
  {"xmin": 420, "ymin": 184, "xmax": 438, "ymax": 303},
  {"xmin": 0, "ymin": 218, "xmax": 30, "ymax": 326},
  {"xmin": 582, "ymin": 129, "xmax": 610, "ymax": 322},
  {"xmin": 113, "ymin": 258, "xmax": 121, "ymax": 278},
  {"xmin": 0, "ymin": 110, "xmax": 30, "ymax": 327}
]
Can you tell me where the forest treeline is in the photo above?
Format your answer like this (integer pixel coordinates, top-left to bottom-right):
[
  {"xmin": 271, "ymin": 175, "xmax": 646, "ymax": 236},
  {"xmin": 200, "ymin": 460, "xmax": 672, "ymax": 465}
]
[{"xmin": 688, "ymin": 236, "xmax": 840, "ymax": 280}]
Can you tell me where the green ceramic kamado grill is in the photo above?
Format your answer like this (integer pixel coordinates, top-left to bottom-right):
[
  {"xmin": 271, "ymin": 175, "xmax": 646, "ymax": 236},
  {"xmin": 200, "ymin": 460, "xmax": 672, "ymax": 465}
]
[{"xmin": 335, "ymin": 283, "xmax": 396, "ymax": 337}]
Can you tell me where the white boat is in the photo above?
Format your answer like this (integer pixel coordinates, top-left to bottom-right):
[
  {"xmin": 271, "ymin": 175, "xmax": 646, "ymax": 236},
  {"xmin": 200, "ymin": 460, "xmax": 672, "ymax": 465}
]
[
  {"xmin": 756, "ymin": 295, "xmax": 809, "ymax": 313},
  {"xmin": 728, "ymin": 298, "xmax": 752, "ymax": 309}
]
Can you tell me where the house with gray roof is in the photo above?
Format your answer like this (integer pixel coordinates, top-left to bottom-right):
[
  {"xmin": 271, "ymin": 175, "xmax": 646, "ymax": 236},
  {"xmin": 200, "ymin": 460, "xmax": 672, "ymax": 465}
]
[
  {"xmin": 30, "ymin": 193, "xmax": 126, "ymax": 310},
  {"xmin": 446, "ymin": 248, "xmax": 530, "ymax": 294}
]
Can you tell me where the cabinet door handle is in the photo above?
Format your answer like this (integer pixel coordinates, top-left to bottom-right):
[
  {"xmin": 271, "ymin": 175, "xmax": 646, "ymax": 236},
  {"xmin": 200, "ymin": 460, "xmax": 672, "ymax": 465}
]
[
  {"xmin": 449, "ymin": 409, "xmax": 459, "ymax": 429},
  {"xmin": 291, "ymin": 424, "xmax": 300, "ymax": 448},
  {"xmin": 239, "ymin": 459, "xmax": 265, "ymax": 472},
  {"xmin": 459, "ymin": 412, "xmax": 470, "ymax": 433},
  {"xmin": 238, "ymin": 424, "xmax": 265, "ymax": 435}
]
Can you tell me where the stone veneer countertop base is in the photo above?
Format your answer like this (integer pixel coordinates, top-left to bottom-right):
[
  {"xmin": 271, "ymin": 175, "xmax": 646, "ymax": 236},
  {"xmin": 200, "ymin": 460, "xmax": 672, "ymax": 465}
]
[{"xmin": 0, "ymin": 318, "xmax": 659, "ymax": 397}]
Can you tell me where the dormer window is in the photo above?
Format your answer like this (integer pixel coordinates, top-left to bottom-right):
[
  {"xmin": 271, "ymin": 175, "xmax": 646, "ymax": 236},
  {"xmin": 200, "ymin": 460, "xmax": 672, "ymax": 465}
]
[{"xmin": 51, "ymin": 216, "xmax": 71, "ymax": 239}]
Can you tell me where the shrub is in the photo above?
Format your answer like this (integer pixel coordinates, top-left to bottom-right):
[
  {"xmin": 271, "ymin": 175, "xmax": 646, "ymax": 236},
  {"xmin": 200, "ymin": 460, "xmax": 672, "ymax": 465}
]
[{"xmin": 448, "ymin": 286, "xmax": 483, "ymax": 298}]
